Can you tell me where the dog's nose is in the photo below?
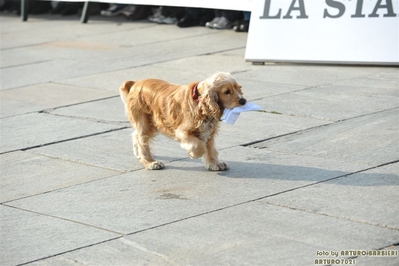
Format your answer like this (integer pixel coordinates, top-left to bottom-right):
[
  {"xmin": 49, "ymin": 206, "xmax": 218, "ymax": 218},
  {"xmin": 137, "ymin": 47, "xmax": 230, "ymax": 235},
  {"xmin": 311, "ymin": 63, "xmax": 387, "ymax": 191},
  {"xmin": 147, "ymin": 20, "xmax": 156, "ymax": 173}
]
[{"xmin": 239, "ymin": 98, "xmax": 247, "ymax": 105}]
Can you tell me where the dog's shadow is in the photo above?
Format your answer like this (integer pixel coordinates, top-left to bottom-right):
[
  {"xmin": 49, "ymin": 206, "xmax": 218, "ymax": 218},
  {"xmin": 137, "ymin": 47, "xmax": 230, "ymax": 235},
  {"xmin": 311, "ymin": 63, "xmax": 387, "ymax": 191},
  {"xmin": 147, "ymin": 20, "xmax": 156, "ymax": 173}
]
[{"xmin": 165, "ymin": 160, "xmax": 399, "ymax": 187}]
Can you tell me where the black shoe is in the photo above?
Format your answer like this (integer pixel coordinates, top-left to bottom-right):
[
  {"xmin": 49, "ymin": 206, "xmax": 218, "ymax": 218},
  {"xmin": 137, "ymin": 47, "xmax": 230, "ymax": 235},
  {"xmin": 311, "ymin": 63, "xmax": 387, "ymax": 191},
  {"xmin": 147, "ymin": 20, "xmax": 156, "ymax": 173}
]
[
  {"xmin": 127, "ymin": 5, "xmax": 152, "ymax": 21},
  {"xmin": 177, "ymin": 15, "xmax": 200, "ymax": 27},
  {"xmin": 233, "ymin": 20, "xmax": 250, "ymax": 32},
  {"xmin": 199, "ymin": 13, "xmax": 214, "ymax": 27}
]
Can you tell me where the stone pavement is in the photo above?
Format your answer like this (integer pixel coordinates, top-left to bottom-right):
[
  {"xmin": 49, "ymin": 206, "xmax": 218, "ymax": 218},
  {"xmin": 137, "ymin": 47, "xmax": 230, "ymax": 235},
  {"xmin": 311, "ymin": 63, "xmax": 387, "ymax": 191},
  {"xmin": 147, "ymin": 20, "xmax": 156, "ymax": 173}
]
[{"xmin": 1, "ymin": 13, "xmax": 398, "ymax": 266}]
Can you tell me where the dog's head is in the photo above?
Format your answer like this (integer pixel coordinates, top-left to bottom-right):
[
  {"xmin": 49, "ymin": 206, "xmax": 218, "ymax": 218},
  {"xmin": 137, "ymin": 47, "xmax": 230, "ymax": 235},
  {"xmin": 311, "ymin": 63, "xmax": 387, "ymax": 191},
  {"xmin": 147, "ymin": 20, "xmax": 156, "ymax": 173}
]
[{"xmin": 197, "ymin": 72, "xmax": 246, "ymax": 118}]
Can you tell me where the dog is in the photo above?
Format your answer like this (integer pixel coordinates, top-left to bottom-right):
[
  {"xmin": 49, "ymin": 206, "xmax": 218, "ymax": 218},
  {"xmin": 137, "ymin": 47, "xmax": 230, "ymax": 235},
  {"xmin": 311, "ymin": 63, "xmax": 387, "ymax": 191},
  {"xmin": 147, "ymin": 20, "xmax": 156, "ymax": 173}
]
[{"xmin": 119, "ymin": 72, "xmax": 246, "ymax": 171}]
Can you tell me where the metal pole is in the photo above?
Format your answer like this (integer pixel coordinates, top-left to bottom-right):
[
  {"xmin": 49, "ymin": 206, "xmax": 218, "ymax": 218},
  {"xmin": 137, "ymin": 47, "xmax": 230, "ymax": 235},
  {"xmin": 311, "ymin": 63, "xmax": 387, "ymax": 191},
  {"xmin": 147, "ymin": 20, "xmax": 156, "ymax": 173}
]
[
  {"xmin": 80, "ymin": 1, "xmax": 91, "ymax": 24},
  {"xmin": 21, "ymin": 0, "xmax": 28, "ymax": 21}
]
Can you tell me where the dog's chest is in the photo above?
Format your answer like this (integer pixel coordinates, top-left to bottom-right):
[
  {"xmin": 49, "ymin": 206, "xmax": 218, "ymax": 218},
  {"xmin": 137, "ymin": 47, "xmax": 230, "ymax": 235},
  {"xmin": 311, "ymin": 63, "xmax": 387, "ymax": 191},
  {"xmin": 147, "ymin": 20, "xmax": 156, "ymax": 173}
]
[{"xmin": 198, "ymin": 118, "xmax": 217, "ymax": 142}]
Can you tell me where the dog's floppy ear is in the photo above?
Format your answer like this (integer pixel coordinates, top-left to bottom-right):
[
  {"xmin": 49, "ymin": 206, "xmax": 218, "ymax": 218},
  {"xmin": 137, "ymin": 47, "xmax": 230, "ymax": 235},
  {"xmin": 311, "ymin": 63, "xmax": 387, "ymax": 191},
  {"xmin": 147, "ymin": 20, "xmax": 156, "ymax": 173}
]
[{"xmin": 198, "ymin": 82, "xmax": 220, "ymax": 117}]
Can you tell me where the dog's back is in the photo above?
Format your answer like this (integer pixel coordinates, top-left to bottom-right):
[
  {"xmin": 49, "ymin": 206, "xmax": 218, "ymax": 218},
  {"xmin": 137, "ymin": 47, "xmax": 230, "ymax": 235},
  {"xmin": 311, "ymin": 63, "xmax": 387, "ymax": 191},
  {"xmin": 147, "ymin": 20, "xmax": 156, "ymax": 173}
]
[
  {"xmin": 120, "ymin": 79, "xmax": 183, "ymax": 112},
  {"xmin": 119, "ymin": 79, "xmax": 186, "ymax": 132}
]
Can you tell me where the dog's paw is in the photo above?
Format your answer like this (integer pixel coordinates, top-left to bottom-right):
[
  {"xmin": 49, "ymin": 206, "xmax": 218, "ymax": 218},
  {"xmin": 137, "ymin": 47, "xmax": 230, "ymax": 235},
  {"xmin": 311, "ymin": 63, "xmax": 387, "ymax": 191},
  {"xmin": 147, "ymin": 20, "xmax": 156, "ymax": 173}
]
[
  {"xmin": 180, "ymin": 141, "xmax": 206, "ymax": 159},
  {"xmin": 188, "ymin": 150, "xmax": 204, "ymax": 159},
  {"xmin": 206, "ymin": 161, "xmax": 229, "ymax": 171},
  {"xmin": 146, "ymin": 161, "xmax": 165, "ymax": 170}
]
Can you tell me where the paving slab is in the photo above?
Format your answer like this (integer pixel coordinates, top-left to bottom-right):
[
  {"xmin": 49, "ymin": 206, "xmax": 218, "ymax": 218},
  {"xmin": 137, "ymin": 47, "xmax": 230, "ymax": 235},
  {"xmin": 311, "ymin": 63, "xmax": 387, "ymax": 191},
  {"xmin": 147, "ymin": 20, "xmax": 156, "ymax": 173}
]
[
  {"xmin": 238, "ymin": 78, "xmax": 306, "ymax": 100},
  {"xmin": 262, "ymin": 162, "xmax": 399, "ymax": 230},
  {"xmin": 154, "ymin": 53, "xmax": 256, "ymax": 76},
  {"xmin": 218, "ymin": 111, "xmax": 329, "ymax": 147},
  {"xmin": 232, "ymin": 64, "xmax": 392, "ymax": 87},
  {"xmin": 87, "ymin": 31, "xmax": 247, "ymax": 71},
  {"xmin": 49, "ymin": 96, "xmax": 126, "ymax": 123},
  {"xmin": 78, "ymin": 23, "xmax": 220, "ymax": 48},
  {"xmin": 0, "ymin": 83, "xmax": 116, "ymax": 118},
  {"xmin": 252, "ymin": 83, "xmax": 399, "ymax": 121},
  {"xmin": 0, "ymin": 205, "xmax": 120, "ymax": 266},
  {"xmin": 27, "ymin": 237, "xmax": 176, "ymax": 266},
  {"xmin": 0, "ymin": 151, "xmax": 120, "ymax": 202},
  {"xmin": 30, "ymin": 129, "xmax": 188, "ymax": 172},
  {"xmin": 58, "ymin": 61, "xmax": 256, "ymax": 94},
  {"xmin": 2, "ymin": 40, "xmax": 120, "ymax": 69},
  {"xmin": 57, "ymin": 65, "xmax": 205, "ymax": 92},
  {"xmin": 27, "ymin": 202, "xmax": 399, "ymax": 266},
  {"xmin": 0, "ymin": 58, "xmax": 125, "ymax": 91},
  {"xmin": 1, "ymin": 47, "xmax": 56, "ymax": 69},
  {"xmin": 119, "ymin": 202, "xmax": 399, "ymax": 266},
  {"xmin": 333, "ymin": 68, "xmax": 399, "ymax": 91},
  {"xmin": 7, "ymin": 146, "xmax": 371, "ymax": 234},
  {"xmin": 0, "ymin": 112, "xmax": 123, "ymax": 153},
  {"xmin": 3, "ymin": 23, "xmax": 209, "ymax": 68},
  {"xmin": 1, "ymin": 31, "xmax": 246, "ymax": 91},
  {"xmin": 0, "ymin": 15, "xmax": 145, "ymax": 50},
  {"xmin": 253, "ymin": 108, "xmax": 399, "ymax": 165}
]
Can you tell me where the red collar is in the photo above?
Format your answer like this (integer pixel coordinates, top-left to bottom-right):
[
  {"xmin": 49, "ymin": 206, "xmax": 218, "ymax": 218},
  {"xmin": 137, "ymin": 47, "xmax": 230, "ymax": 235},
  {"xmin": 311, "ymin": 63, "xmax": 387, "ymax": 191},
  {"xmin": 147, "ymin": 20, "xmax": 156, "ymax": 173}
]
[{"xmin": 192, "ymin": 84, "xmax": 200, "ymax": 102}]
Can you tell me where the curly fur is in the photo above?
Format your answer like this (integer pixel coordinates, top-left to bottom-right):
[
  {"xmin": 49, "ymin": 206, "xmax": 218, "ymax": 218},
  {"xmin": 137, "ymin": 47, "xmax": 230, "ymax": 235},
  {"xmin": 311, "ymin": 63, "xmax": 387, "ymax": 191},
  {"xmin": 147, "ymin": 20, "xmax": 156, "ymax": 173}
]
[{"xmin": 119, "ymin": 72, "xmax": 246, "ymax": 170}]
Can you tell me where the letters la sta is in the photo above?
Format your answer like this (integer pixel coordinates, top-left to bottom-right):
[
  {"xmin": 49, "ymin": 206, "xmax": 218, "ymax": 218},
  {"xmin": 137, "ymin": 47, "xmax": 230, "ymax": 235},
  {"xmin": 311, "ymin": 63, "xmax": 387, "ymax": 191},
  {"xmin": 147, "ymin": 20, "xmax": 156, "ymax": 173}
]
[{"xmin": 260, "ymin": 0, "xmax": 398, "ymax": 19}]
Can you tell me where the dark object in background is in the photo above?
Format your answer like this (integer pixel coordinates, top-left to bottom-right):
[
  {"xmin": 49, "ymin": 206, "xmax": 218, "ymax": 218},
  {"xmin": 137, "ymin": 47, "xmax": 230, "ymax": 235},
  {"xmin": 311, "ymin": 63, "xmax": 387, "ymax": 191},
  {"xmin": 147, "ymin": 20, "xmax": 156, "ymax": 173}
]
[
  {"xmin": 126, "ymin": 5, "xmax": 152, "ymax": 21},
  {"xmin": 51, "ymin": 2, "xmax": 83, "ymax": 16},
  {"xmin": 177, "ymin": 8, "xmax": 214, "ymax": 28}
]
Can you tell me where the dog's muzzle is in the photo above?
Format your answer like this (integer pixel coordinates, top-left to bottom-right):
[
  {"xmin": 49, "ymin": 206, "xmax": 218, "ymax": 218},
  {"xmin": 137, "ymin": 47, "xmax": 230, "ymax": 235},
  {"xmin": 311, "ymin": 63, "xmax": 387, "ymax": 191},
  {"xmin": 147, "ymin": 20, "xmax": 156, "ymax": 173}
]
[{"xmin": 239, "ymin": 98, "xmax": 247, "ymax": 105}]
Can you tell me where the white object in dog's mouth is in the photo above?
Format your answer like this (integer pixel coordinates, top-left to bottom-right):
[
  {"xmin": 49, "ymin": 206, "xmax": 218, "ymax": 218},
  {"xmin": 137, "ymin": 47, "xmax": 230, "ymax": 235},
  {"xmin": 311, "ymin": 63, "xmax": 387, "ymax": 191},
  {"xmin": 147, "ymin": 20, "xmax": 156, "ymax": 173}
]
[{"xmin": 221, "ymin": 102, "xmax": 262, "ymax": 125}]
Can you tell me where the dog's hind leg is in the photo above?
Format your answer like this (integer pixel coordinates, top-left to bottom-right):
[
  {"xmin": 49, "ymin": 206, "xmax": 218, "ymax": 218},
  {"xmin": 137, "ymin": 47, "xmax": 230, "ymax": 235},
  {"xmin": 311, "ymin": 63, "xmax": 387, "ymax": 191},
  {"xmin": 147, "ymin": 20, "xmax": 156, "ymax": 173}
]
[
  {"xmin": 131, "ymin": 131, "xmax": 140, "ymax": 158},
  {"xmin": 134, "ymin": 117, "xmax": 165, "ymax": 170}
]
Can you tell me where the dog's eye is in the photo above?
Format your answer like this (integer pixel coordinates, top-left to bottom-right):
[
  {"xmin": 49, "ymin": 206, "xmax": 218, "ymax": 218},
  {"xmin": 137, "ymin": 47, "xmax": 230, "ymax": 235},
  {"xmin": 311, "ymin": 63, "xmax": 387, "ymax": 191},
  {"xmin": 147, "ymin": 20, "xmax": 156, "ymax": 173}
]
[{"xmin": 224, "ymin": 90, "xmax": 231, "ymax": 95}]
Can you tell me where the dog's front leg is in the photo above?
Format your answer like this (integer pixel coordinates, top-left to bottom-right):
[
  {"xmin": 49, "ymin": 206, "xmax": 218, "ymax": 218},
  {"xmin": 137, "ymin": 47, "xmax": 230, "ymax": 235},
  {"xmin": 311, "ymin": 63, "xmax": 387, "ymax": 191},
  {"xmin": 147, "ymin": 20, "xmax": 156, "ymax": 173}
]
[
  {"xmin": 176, "ymin": 129, "xmax": 206, "ymax": 159},
  {"xmin": 203, "ymin": 137, "xmax": 228, "ymax": 171}
]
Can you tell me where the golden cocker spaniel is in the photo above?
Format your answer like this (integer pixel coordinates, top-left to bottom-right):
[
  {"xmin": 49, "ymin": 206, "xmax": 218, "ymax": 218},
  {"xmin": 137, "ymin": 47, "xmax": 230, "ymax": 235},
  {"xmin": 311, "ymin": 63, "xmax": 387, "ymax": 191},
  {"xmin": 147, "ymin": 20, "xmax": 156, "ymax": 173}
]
[{"xmin": 119, "ymin": 72, "xmax": 246, "ymax": 171}]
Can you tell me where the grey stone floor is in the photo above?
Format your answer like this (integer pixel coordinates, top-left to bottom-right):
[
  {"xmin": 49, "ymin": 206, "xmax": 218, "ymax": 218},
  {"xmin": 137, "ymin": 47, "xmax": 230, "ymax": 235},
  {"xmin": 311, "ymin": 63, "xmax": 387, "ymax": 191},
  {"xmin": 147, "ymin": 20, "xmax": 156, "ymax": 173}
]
[{"xmin": 1, "ymin": 13, "xmax": 398, "ymax": 266}]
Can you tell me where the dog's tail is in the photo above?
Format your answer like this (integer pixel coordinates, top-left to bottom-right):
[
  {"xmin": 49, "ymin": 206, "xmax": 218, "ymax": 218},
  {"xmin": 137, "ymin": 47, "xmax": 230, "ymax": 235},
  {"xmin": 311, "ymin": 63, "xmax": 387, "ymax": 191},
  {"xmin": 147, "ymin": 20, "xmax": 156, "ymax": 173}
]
[
  {"xmin": 119, "ymin": 80, "xmax": 135, "ymax": 116},
  {"xmin": 119, "ymin": 80, "xmax": 135, "ymax": 105}
]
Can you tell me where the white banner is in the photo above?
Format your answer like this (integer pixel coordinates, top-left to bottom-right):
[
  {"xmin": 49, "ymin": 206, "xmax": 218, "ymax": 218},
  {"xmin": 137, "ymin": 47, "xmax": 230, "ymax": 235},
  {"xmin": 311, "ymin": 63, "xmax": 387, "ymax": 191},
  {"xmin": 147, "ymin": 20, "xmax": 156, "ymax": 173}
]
[{"xmin": 245, "ymin": 0, "xmax": 399, "ymax": 65}]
